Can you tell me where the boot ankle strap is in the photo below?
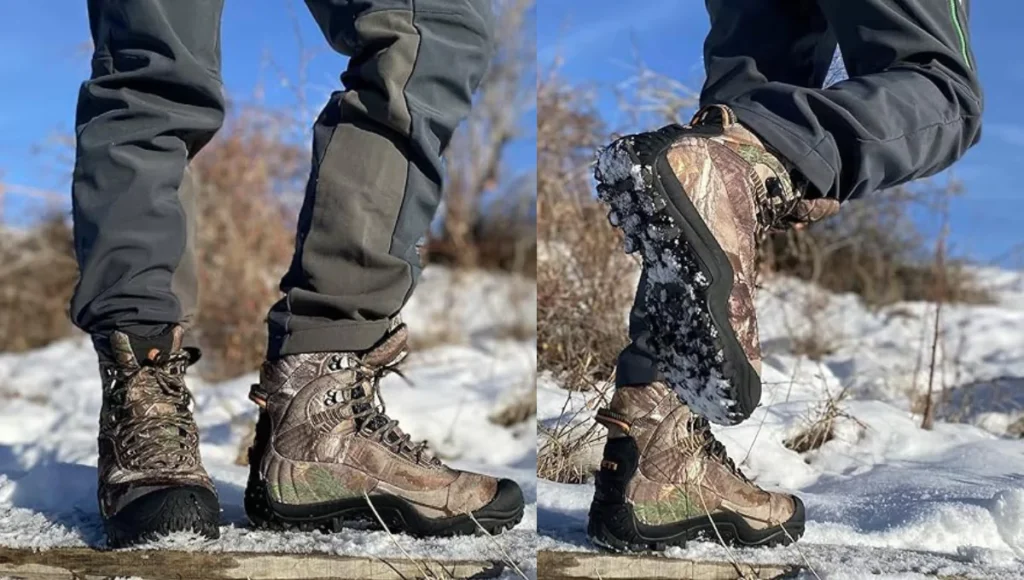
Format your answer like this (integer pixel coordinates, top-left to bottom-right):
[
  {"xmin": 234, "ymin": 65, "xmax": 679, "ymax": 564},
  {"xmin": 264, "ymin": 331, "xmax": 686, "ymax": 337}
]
[
  {"xmin": 249, "ymin": 384, "xmax": 269, "ymax": 408},
  {"xmin": 595, "ymin": 408, "xmax": 632, "ymax": 434},
  {"xmin": 690, "ymin": 104, "xmax": 738, "ymax": 128}
]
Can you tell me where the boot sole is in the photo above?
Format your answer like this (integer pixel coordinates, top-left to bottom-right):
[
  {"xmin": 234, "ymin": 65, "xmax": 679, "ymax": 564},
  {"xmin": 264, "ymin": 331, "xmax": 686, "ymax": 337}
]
[
  {"xmin": 587, "ymin": 495, "xmax": 806, "ymax": 553},
  {"xmin": 595, "ymin": 127, "xmax": 761, "ymax": 425},
  {"xmin": 245, "ymin": 477, "xmax": 525, "ymax": 538},
  {"xmin": 104, "ymin": 485, "xmax": 220, "ymax": 548}
]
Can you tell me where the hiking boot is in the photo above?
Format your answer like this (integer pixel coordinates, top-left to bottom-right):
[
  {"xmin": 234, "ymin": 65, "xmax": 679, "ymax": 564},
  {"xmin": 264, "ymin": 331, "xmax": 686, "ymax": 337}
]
[
  {"xmin": 243, "ymin": 321, "xmax": 525, "ymax": 537},
  {"xmin": 595, "ymin": 104, "xmax": 839, "ymax": 425},
  {"xmin": 587, "ymin": 382, "xmax": 804, "ymax": 551},
  {"xmin": 96, "ymin": 327, "xmax": 220, "ymax": 547}
]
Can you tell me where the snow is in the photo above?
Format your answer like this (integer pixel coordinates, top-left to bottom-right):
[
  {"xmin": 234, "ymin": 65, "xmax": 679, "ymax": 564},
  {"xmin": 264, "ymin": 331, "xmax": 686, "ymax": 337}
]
[
  {"xmin": 538, "ymin": 268, "xmax": 1024, "ymax": 579},
  {"xmin": 0, "ymin": 267, "xmax": 538, "ymax": 579}
]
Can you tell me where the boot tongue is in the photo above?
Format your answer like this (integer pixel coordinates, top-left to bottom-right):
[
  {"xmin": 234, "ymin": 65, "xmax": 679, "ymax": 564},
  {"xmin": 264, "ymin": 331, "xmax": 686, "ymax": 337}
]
[
  {"xmin": 362, "ymin": 323, "xmax": 409, "ymax": 367},
  {"xmin": 108, "ymin": 328, "xmax": 193, "ymax": 416},
  {"xmin": 351, "ymin": 321, "xmax": 408, "ymax": 423},
  {"xmin": 105, "ymin": 326, "xmax": 200, "ymax": 368},
  {"xmin": 350, "ymin": 323, "xmax": 437, "ymax": 465}
]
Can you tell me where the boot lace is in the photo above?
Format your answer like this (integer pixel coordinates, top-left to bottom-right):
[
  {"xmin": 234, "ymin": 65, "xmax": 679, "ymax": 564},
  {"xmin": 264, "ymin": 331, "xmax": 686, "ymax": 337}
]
[
  {"xmin": 691, "ymin": 416, "xmax": 753, "ymax": 484},
  {"xmin": 107, "ymin": 351, "xmax": 200, "ymax": 471},
  {"xmin": 348, "ymin": 359, "xmax": 440, "ymax": 466},
  {"xmin": 757, "ymin": 179, "xmax": 808, "ymax": 238}
]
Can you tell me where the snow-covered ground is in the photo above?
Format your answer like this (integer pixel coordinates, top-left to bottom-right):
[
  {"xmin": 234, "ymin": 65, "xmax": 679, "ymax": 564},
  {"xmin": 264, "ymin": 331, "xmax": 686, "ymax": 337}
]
[
  {"xmin": 0, "ymin": 267, "xmax": 538, "ymax": 579},
  {"xmin": 538, "ymin": 268, "xmax": 1024, "ymax": 579}
]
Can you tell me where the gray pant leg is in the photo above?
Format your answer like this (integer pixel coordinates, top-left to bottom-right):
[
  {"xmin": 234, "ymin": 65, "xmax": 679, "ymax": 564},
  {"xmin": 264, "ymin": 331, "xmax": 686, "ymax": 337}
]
[
  {"xmin": 266, "ymin": 0, "xmax": 494, "ymax": 357},
  {"xmin": 714, "ymin": 0, "xmax": 983, "ymax": 202},
  {"xmin": 71, "ymin": 0, "xmax": 225, "ymax": 353}
]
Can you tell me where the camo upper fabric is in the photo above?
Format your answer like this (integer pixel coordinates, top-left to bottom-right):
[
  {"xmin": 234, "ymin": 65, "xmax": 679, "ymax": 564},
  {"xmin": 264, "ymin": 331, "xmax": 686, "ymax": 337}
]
[
  {"xmin": 251, "ymin": 322, "xmax": 498, "ymax": 519},
  {"xmin": 661, "ymin": 104, "xmax": 839, "ymax": 376},
  {"xmin": 97, "ymin": 327, "xmax": 215, "ymax": 518},
  {"xmin": 604, "ymin": 382, "xmax": 795, "ymax": 529}
]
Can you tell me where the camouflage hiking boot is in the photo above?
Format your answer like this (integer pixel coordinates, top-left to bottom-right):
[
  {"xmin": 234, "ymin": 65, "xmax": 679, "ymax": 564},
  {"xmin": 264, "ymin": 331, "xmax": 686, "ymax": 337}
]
[
  {"xmin": 587, "ymin": 382, "xmax": 804, "ymax": 551},
  {"xmin": 243, "ymin": 321, "xmax": 525, "ymax": 537},
  {"xmin": 97, "ymin": 327, "xmax": 220, "ymax": 548},
  {"xmin": 595, "ymin": 104, "xmax": 838, "ymax": 425}
]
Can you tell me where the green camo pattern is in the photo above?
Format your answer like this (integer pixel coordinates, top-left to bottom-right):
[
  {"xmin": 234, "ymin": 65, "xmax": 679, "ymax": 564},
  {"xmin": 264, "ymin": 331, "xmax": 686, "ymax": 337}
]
[
  {"xmin": 269, "ymin": 465, "xmax": 355, "ymax": 504},
  {"xmin": 633, "ymin": 487, "xmax": 706, "ymax": 525}
]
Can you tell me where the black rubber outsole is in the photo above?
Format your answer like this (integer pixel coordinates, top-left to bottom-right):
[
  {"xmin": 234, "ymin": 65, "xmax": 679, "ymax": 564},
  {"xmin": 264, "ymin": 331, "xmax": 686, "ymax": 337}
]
[
  {"xmin": 595, "ymin": 126, "xmax": 761, "ymax": 425},
  {"xmin": 104, "ymin": 485, "xmax": 221, "ymax": 548},
  {"xmin": 244, "ymin": 477, "xmax": 525, "ymax": 538},
  {"xmin": 587, "ymin": 495, "xmax": 806, "ymax": 553}
]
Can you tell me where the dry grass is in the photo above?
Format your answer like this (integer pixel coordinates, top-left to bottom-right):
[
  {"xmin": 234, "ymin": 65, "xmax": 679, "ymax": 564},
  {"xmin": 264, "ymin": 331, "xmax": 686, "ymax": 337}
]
[
  {"xmin": 190, "ymin": 108, "xmax": 303, "ymax": 380},
  {"xmin": 784, "ymin": 388, "xmax": 865, "ymax": 454},
  {"xmin": 537, "ymin": 71, "xmax": 637, "ymax": 390},
  {"xmin": 1009, "ymin": 417, "xmax": 1024, "ymax": 438},
  {"xmin": 537, "ymin": 383, "xmax": 610, "ymax": 484},
  {"xmin": 0, "ymin": 216, "xmax": 78, "ymax": 352},
  {"xmin": 762, "ymin": 182, "xmax": 992, "ymax": 308},
  {"xmin": 427, "ymin": 0, "xmax": 536, "ymax": 279},
  {"xmin": 537, "ymin": 421, "xmax": 604, "ymax": 484}
]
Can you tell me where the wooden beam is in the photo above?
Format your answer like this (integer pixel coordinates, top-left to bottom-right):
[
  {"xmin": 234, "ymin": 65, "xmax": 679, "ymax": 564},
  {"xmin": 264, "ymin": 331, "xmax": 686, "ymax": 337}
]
[
  {"xmin": 0, "ymin": 546, "xmax": 506, "ymax": 580},
  {"xmin": 536, "ymin": 550, "xmax": 802, "ymax": 580}
]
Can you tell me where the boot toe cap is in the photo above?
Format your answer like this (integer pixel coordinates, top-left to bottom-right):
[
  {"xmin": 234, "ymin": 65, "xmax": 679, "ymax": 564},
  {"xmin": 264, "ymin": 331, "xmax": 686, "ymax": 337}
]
[{"xmin": 474, "ymin": 478, "xmax": 524, "ymax": 517}]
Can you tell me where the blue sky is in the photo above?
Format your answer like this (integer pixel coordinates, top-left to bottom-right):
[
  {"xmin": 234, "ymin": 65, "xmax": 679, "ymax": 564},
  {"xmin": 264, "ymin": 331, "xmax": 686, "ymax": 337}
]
[
  {"xmin": 0, "ymin": 1, "xmax": 535, "ymax": 220},
  {"xmin": 2, "ymin": 2, "xmax": 1020, "ymax": 264},
  {"xmin": 539, "ymin": 0, "xmax": 1024, "ymax": 266}
]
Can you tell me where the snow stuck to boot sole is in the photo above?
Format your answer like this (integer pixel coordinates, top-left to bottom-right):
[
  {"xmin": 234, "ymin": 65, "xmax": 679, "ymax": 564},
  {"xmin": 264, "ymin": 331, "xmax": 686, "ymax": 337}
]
[{"xmin": 594, "ymin": 128, "xmax": 761, "ymax": 425}]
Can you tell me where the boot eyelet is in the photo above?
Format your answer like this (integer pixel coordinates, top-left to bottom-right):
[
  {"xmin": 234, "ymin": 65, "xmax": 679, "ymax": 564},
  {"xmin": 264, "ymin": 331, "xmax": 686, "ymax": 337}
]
[
  {"xmin": 323, "ymin": 389, "xmax": 341, "ymax": 407},
  {"xmin": 327, "ymin": 355, "xmax": 345, "ymax": 372}
]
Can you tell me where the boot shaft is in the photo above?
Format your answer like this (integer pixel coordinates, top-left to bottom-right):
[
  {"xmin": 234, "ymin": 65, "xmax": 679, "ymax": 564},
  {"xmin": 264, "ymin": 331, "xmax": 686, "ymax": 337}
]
[
  {"xmin": 95, "ymin": 327, "xmax": 213, "ymax": 518},
  {"xmin": 249, "ymin": 321, "xmax": 410, "ymax": 448},
  {"xmin": 595, "ymin": 383, "xmax": 795, "ymax": 528},
  {"xmin": 245, "ymin": 321, "xmax": 510, "ymax": 520}
]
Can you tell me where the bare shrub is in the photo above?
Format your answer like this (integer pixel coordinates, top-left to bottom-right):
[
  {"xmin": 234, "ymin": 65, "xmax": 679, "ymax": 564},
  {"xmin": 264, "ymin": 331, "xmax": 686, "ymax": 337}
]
[
  {"xmin": 537, "ymin": 70, "xmax": 637, "ymax": 389},
  {"xmin": 784, "ymin": 388, "xmax": 864, "ymax": 454},
  {"xmin": 762, "ymin": 181, "xmax": 993, "ymax": 307},
  {"xmin": 0, "ymin": 215, "xmax": 77, "ymax": 352},
  {"xmin": 190, "ymin": 108, "xmax": 303, "ymax": 380},
  {"xmin": 537, "ymin": 387, "xmax": 609, "ymax": 484},
  {"xmin": 426, "ymin": 0, "xmax": 536, "ymax": 276}
]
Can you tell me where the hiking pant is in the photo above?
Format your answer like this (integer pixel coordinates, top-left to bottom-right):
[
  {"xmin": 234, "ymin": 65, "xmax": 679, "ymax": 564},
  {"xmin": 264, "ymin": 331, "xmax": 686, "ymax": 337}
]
[
  {"xmin": 70, "ymin": 0, "xmax": 494, "ymax": 359},
  {"xmin": 617, "ymin": 0, "xmax": 983, "ymax": 387}
]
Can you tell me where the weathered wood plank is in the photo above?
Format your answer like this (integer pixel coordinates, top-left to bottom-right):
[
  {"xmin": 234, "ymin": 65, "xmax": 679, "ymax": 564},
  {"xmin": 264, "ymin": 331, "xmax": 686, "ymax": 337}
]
[
  {"xmin": 0, "ymin": 546, "xmax": 506, "ymax": 580},
  {"xmin": 536, "ymin": 550, "xmax": 802, "ymax": 580}
]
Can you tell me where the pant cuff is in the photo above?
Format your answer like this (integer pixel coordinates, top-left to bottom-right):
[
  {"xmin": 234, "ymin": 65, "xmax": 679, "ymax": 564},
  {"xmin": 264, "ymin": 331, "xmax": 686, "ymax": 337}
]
[
  {"xmin": 267, "ymin": 319, "xmax": 393, "ymax": 359},
  {"xmin": 615, "ymin": 344, "xmax": 661, "ymax": 387}
]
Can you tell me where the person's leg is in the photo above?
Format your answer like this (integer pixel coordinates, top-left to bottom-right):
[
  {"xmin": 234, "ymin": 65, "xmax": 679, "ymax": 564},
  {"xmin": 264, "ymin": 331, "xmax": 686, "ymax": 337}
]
[
  {"xmin": 265, "ymin": 0, "xmax": 495, "ymax": 358},
  {"xmin": 244, "ymin": 0, "xmax": 523, "ymax": 538},
  {"xmin": 720, "ymin": 0, "xmax": 982, "ymax": 202},
  {"xmin": 71, "ymin": 0, "xmax": 225, "ymax": 357},
  {"xmin": 701, "ymin": 0, "xmax": 837, "ymax": 104},
  {"xmin": 74, "ymin": 0, "xmax": 228, "ymax": 439},
  {"xmin": 615, "ymin": 0, "xmax": 835, "ymax": 388},
  {"xmin": 72, "ymin": 0, "xmax": 226, "ymax": 547}
]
